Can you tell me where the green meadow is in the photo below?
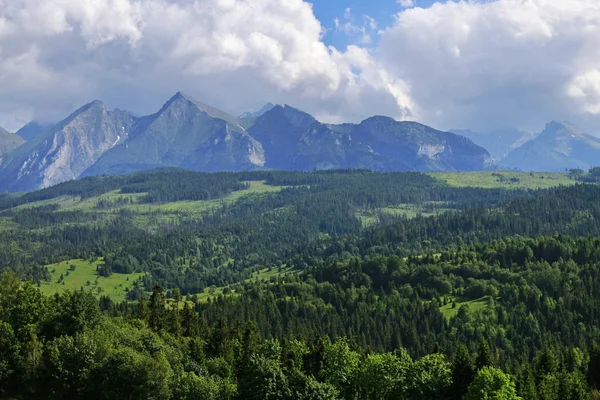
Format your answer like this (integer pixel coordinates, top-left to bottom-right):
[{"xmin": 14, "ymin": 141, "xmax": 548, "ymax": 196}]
[
  {"xmin": 40, "ymin": 259, "xmax": 144, "ymax": 303},
  {"xmin": 430, "ymin": 171, "xmax": 574, "ymax": 189},
  {"xmin": 439, "ymin": 296, "xmax": 490, "ymax": 320}
]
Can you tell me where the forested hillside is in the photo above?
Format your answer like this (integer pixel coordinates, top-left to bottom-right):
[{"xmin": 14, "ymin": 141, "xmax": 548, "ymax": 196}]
[{"xmin": 1, "ymin": 169, "xmax": 600, "ymax": 399}]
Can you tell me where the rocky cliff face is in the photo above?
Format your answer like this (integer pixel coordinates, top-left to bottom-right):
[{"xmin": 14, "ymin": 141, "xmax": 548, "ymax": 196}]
[{"xmin": 0, "ymin": 101, "xmax": 136, "ymax": 191}]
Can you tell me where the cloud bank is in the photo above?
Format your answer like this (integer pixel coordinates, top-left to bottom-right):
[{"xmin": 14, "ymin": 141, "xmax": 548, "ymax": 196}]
[
  {"xmin": 0, "ymin": 0, "xmax": 413, "ymax": 130},
  {"xmin": 379, "ymin": 0, "xmax": 600, "ymax": 131},
  {"xmin": 1, "ymin": 0, "xmax": 600, "ymax": 134}
]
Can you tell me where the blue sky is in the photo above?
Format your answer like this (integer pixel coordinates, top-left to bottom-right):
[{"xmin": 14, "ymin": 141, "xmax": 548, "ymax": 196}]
[{"xmin": 311, "ymin": 0, "xmax": 438, "ymax": 48}]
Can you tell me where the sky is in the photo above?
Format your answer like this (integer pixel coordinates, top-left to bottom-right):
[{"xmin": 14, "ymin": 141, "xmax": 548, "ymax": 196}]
[{"xmin": 1, "ymin": 0, "xmax": 600, "ymax": 135}]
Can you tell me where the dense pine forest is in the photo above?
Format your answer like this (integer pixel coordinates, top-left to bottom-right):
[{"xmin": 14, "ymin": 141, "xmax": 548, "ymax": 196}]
[{"xmin": 1, "ymin": 168, "xmax": 600, "ymax": 399}]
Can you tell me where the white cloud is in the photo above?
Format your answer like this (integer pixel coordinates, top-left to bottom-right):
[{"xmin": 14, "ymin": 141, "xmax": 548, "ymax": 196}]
[
  {"xmin": 378, "ymin": 0, "xmax": 600, "ymax": 132},
  {"xmin": 3, "ymin": 0, "xmax": 600, "ymax": 135},
  {"xmin": 0, "ymin": 0, "xmax": 413, "ymax": 131},
  {"xmin": 398, "ymin": 0, "xmax": 414, "ymax": 8},
  {"xmin": 334, "ymin": 7, "xmax": 379, "ymax": 45}
]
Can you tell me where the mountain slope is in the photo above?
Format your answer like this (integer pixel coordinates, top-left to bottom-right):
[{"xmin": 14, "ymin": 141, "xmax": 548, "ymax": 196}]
[
  {"xmin": 240, "ymin": 103, "xmax": 275, "ymax": 119},
  {"xmin": 0, "ymin": 101, "xmax": 136, "ymax": 191},
  {"xmin": 248, "ymin": 105, "xmax": 348, "ymax": 170},
  {"xmin": 500, "ymin": 121, "xmax": 600, "ymax": 172},
  {"xmin": 16, "ymin": 121, "xmax": 54, "ymax": 142},
  {"xmin": 83, "ymin": 92, "xmax": 265, "ymax": 176},
  {"xmin": 0, "ymin": 94, "xmax": 492, "ymax": 192},
  {"xmin": 451, "ymin": 128, "xmax": 535, "ymax": 161},
  {"xmin": 351, "ymin": 117, "xmax": 493, "ymax": 171},
  {"xmin": 0, "ymin": 127, "xmax": 25, "ymax": 157},
  {"xmin": 249, "ymin": 106, "xmax": 492, "ymax": 172}
]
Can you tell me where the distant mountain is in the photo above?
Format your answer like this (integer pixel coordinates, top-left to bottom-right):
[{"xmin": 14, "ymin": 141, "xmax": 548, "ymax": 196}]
[
  {"xmin": 451, "ymin": 128, "xmax": 535, "ymax": 161},
  {"xmin": 500, "ymin": 121, "xmax": 600, "ymax": 172},
  {"xmin": 0, "ymin": 101, "xmax": 136, "ymax": 192},
  {"xmin": 240, "ymin": 103, "xmax": 275, "ymax": 119},
  {"xmin": 249, "ymin": 105, "xmax": 492, "ymax": 171},
  {"xmin": 16, "ymin": 121, "xmax": 54, "ymax": 142},
  {"xmin": 0, "ymin": 127, "xmax": 25, "ymax": 157},
  {"xmin": 0, "ymin": 93, "xmax": 493, "ymax": 192},
  {"xmin": 83, "ymin": 92, "xmax": 265, "ymax": 177}
]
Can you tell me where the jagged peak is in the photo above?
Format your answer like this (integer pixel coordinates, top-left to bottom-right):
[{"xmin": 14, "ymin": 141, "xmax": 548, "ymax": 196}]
[
  {"xmin": 541, "ymin": 120, "xmax": 586, "ymax": 138},
  {"xmin": 46, "ymin": 100, "xmax": 108, "ymax": 132},
  {"xmin": 153, "ymin": 92, "xmax": 242, "ymax": 129},
  {"xmin": 239, "ymin": 103, "xmax": 276, "ymax": 119}
]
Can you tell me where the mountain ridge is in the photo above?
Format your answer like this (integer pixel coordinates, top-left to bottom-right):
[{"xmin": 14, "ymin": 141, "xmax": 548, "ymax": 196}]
[
  {"xmin": 1, "ymin": 92, "xmax": 492, "ymax": 192},
  {"xmin": 0, "ymin": 101, "xmax": 136, "ymax": 191},
  {"xmin": 500, "ymin": 120, "xmax": 600, "ymax": 172}
]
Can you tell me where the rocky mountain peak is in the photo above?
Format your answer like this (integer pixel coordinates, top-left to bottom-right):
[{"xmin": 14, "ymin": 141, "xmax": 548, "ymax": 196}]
[
  {"xmin": 540, "ymin": 120, "xmax": 586, "ymax": 140},
  {"xmin": 0, "ymin": 94, "xmax": 495, "ymax": 192},
  {"xmin": 240, "ymin": 103, "xmax": 276, "ymax": 119}
]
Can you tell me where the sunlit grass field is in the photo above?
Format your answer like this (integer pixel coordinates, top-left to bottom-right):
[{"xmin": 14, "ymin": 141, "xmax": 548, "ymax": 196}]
[
  {"xmin": 40, "ymin": 258, "xmax": 144, "ymax": 303},
  {"xmin": 429, "ymin": 171, "xmax": 574, "ymax": 189},
  {"xmin": 439, "ymin": 296, "xmax": 490, "ymax": 320}
]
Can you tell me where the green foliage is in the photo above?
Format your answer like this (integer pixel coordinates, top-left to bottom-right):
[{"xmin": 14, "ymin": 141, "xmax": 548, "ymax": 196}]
[
  {"xmin": 402, "ymin": 353, "xmax": 452, "ymax": 400},
  {"xmin": 358, "ymin": 351, "xmax": 412, "ymax": 399},
  {"xmin": 319, "ymin": 338, "xmax": 360, "ymax": 396},
  {"xmin": 2, "ymin": 170, "xmax": 600, "ymax": 399},
  {"xmin": 464, "ymin": 366, "xmax": 521, "ymax": 400}
]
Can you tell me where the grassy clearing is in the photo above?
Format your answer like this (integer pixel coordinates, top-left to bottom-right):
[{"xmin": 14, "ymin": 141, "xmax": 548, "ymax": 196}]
[
  {"xmin": 40, "ymin": 259, "xmax": 144, "ymax": 303},
  {"xmin": 439, "ymin": 296, "xmax": 490, "ymax": 320},
  {"xmin": 0, "ymin": 216, "xmax": 19, "ymax": 231},
  {"xmin": 195, "ymin": 265, "xmax": 296, "ymax": 303},
  {"xmin": 5, "ymin": 181, "xmax": 287, "ymax": 231},
  {"xmin": 8, "ymin": 181, "xmax": 284, "ymax": 214},
  {"xmin": 121, "ymin": 181, "xmax": 286, "ymax": 230},
  {"xmin": 429, "ymin": 171, "xmax": 574, "ymax": 189},
  {"xmin": 357, "ymin": 202, "xmax": 452, "ymax": 227}
]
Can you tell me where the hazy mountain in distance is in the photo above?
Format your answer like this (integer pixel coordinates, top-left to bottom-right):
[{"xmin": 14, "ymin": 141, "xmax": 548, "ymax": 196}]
[
  {"xmin": 500, "ymin": 121, "xmax": 600, "ymax": 172},
  {"xmin": 0, "ymin": 127, "xmax": 26, "ymax": 157},
  {"xmin": 0, "ymin": 101, "xmax": 136, "ymax": 192},
  {"xmin": 240, "ymin": 103, "xmax": 276, "ymax": 119},
  {"xmin": 451, "ymin": 128, "xmax": 535, "ymax": 161},
  {"xmin": 16, "ymin": 121, "xmax": 54, "ymax": 142},
  {"xmin": 83, "ymin": 92, "xmax": 265, "ymax": 177}
]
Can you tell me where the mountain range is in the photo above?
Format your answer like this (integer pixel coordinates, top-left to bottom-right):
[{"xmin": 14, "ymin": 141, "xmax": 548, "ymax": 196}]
[
  {"xmin": 499, "ymin": 121, "xmax": 600, "ymax": 172},
  {"xmin": 452, "ymin": 121, "xmax": 600, "ymax": 172},
  {"xmin": 0, "ymin": 92, "xmax": 493, "ymax": 192}
]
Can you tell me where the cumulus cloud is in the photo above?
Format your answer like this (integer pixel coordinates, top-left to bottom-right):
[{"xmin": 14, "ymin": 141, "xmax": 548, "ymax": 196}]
[
  {"xmin": 398, "ymin": 0, "xmax": 415, "ymax": 8},
  {"xmin": 334, "ymin": 8, "xmax": 379, "ymax": 45},
  {"xmin": 0, "ymin": 0, "xmax": 413, "ymax": 131},
  {"xmin": 3, "ymin": 0, "xmax": 600, "ymax": 134},
  {"xmin": 379, "ymin": 0, "xmax": 600, "ymax": 132}
]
